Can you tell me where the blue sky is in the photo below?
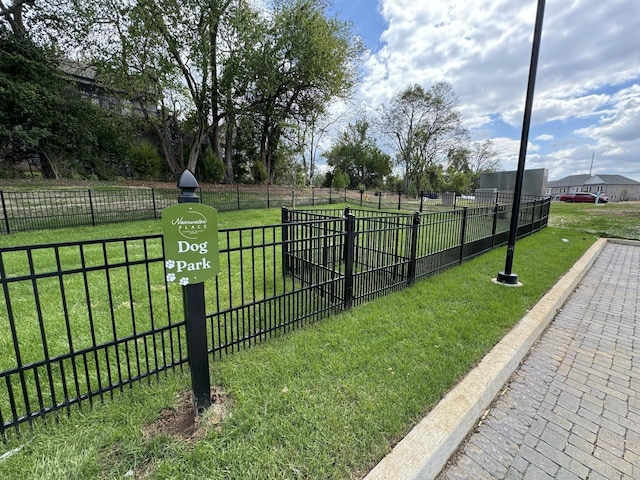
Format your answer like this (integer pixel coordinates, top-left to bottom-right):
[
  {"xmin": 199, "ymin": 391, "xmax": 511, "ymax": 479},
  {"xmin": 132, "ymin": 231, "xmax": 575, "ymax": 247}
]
[{"xmin": 327, "ymin": 0, "xmax": 640, "ymax": 182}]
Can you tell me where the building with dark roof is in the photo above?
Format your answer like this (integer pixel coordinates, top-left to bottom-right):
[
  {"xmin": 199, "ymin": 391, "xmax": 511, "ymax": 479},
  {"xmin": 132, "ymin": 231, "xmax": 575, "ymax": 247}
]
[
  {"xmin": 59, "ymin": 60, "xmax": 158, "ymax": 117},
  {"xmin": 546, "ymin": 174, "xmax": 640, "ymax": 201}
]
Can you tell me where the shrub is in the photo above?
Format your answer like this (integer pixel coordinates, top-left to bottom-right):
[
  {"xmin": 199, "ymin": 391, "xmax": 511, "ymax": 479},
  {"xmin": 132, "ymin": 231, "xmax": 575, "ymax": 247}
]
[
  {"xmin": 332, "ymin": 169, "xmax": 349, "ymax": 190},
  {"xmin": 198, "ymin": 150, "xmax": 225, "ymax": 183},
  {"xmin": 127, "ymin": 141, "xmax": 162, "ymax": 180},
  {"xmin": 251, "ymin": 161, "xmax": 268, "ymax": 184}
]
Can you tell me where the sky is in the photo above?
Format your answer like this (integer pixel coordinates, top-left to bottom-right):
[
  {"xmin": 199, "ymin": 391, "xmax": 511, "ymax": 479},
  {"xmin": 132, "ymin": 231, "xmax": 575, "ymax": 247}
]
[{"xmin": 328, "ymin": 0, "xmax": 640, "ymax": 182}]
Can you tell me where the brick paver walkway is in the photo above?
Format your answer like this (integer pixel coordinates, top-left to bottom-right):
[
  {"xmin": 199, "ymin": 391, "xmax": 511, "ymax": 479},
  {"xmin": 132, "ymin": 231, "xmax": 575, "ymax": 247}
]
[{"xmin": 438, "ymin": 241, "xmax": 640, "ymax": 480}]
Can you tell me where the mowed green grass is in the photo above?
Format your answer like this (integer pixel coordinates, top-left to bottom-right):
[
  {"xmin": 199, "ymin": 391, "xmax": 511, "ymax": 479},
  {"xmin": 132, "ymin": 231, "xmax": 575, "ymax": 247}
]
[
  {"xmin": 549, "ymin": 200, "xmax": 640, "ymax": 240},
  {"xmin": 1, "ymin": 200, "xmax": 635, "ymax": 479}
]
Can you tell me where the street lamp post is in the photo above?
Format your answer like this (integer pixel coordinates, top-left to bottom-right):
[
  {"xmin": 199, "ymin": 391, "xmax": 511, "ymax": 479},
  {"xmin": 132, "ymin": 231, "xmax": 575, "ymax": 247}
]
[{"xmin": 497, "ymin": 0, "xmax": 546, "ymax": 285}]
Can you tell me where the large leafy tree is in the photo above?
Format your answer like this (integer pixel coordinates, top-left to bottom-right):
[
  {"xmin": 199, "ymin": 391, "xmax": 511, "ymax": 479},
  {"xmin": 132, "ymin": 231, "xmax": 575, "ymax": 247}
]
[
  {"xmin": 68, "ymin": 0, "xmax": 250, "ymax": 178},
  {"xmin": 323, "ymin": 118, "xmax": 391, "ymax": 189},
  {"xmin": 82, "ymin": 0, "xmax": 223, "ymax": 176},
  {"xmin": 242, "ymin": 0, "xmax": 361, "ymax": 184},
  {"xmin": 443, "ymin": 139, "xmax": 499, "ymax": 193},
  {"xmin": 380, "ymin": 82, "xmax": 468, "ymax": 192},
  {"xmin": 216, "ymin": 0, "xmax": 265, "ymax": 183},
  {"xmin": 2, "ymin": 0, "xmax": 361, "ymax": 184},
  {"xmin": 0, "ymin": 35, "xmax": 129, "ymax": 178},
  {"xmin": 76, "ymin": 0, "xmax": 188, "ymax": 176}
]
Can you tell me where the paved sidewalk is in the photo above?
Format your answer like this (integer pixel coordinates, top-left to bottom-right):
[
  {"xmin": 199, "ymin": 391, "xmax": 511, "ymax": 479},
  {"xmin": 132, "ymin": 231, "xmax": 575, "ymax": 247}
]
[
  {"xmin": 365, "ymin": 239, "xmax": 640, "ymax": 480},
  {"xmin": 438, "ymin": 240, "xmax": 640, "ymax": 479}
]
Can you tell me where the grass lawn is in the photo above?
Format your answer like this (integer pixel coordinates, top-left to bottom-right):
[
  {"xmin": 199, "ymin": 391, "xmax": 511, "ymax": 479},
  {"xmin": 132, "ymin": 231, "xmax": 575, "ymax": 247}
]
[{"xmin": 0, "ymin": 200, "xmax": 637, "ymax": 479}]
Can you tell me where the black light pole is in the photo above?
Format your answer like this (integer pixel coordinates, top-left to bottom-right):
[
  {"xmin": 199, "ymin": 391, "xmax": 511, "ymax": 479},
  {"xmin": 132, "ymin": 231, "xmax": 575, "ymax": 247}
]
[{"xmin": 497, "ymin": 0, "xmax": 546, "ymax": 285}]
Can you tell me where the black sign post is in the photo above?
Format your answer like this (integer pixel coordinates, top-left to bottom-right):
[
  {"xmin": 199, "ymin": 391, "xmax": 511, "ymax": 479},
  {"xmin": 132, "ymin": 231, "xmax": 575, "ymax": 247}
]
[{"xmin": 175, "ymin": 170, "xmax": 212, "ymax": 413}]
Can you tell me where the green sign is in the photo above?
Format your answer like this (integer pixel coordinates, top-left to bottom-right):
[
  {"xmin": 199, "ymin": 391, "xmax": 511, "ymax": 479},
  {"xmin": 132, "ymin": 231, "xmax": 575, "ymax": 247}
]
[{"xmin": 162, "ymin": 203, "xmax": 220, "ymax": 285}]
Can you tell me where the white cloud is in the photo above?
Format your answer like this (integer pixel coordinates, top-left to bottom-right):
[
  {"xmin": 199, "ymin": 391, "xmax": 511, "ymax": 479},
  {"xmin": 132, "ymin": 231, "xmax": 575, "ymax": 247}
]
[
  {"xmin": 535, "ymin": 134, "xmax": 554, "ymax": 141},
  {"xmin": 569, "ymin": 85, "xmax": 640, "ymax": 178},
  {"xmin": 345, "ymin": 0, "xmax": 640, "ymax": 181},
  {"xmin": 576, "ymin": 85, "xmax": 640, "ymax": 143}
]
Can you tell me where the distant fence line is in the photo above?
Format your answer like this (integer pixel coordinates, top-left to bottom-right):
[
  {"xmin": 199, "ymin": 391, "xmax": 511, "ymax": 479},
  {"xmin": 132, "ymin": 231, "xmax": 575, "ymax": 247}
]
[
  {"xmin": 0, "ymin": 197, "xmax": 550, "ymax": 438},
  {"xmin": 0, "ymin": 185, "xmax": 537, "ymax": 235}
]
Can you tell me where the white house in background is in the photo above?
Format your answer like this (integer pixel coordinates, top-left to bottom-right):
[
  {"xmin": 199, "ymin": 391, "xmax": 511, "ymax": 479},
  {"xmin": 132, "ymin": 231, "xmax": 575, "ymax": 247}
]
[{"xmin": 546, "ymin": 174, "xmax": 640, "ymax": 202}]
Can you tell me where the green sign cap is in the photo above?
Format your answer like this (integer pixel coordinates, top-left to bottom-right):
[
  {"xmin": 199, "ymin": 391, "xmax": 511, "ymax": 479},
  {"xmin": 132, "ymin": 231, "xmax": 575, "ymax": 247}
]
[{"xmin": 162, "ymin": 203, "xmax": 220, "ymax": 285}]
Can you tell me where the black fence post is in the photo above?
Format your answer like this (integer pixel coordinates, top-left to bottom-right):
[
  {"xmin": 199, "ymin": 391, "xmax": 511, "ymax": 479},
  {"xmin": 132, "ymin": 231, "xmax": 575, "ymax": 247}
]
[
  {"xmin": 0, "ymin": 191, "xmax": 10, "ymax": 234},
  {"xmin": 177, "ymin": 171, "xmax": 211, "ymax": 414},
  {"xmin": 397, "ymin": 190, "xmax": 402, "ymax": 210},
  {"xmin": 407, "ymin": 212, "xmax": 420, "ymax": 285},
  {"xmin": 151, "ymin": 188, "xmax": 158, "ymax": 219},
  {"xmin": 459, "ymin": 207, "xmax": 469, "ymax": 264},
  {"xmin": 236, "ymin": 185, "xmax": 240, "ymax": 210},
  {"xmin": 344, "ymin": 188, "xmax": 347, "ymax": 202},
  {"xmin": 378, "ymin": 192, "xmax": 382, "ymax": 210},
  {"xmin": 343, "ymin": 213, "xmax": 356, "ymax": 310},
  {"xmin": 88, "ymin": 190, "xmax": 96, "ymax": 226},
  {"xmin": 419, "ymin": 191, "xmax": 424, "ymax": 213},
  {"xmin": 359, "ymin": 189, "xmax": 363, "ymax": 206},
  {"xmin": 543, "ymin": 198, "xmax": 550, "ymax": 228},
  {"xmin": 341, "ymin": 206, "xmax": 351, "ymax": 262},
  {"xmin": 491, "ymin": 202, "xmax": 499, "ymax": 248},
  {"xmin": 281, "ymin": 207, "xmax": 290, "ymax": 275}
]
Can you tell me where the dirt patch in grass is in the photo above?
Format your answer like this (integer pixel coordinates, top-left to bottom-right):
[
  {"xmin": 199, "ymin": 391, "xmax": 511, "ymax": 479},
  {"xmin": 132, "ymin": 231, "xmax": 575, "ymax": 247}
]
[{"xmin": 141, "ymin": 386, "xmax": 231, "ymax": 443}]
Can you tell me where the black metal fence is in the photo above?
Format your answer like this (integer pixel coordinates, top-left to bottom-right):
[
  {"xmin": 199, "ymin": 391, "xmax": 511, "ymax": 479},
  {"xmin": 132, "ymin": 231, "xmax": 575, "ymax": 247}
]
[
  {"xmin": 0, "ymin": 186, "xmax": 358, "ymax": 234},
  {"xmin": 0, "ymin": 186, "xmax": 538, "ymax": 235},
  {"xmin": 0, "ymin": 197, "xmax": 550, "ymax": 439},
  {"xmin": 283, "ymin": 198, "xmax": 549, "ymax": 309},
  {"xmin": 0, "ymin": 235, "xmax": 186, "ymax": 439}
]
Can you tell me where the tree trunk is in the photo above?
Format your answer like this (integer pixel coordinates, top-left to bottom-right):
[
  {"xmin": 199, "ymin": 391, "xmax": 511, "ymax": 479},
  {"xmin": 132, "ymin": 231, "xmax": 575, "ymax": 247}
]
[
  {"xmin": 224, "ymin": 118, "xmax": 235, "ymax": 183},
  {"xmin": 186, "ymin": 118, "xmax": 208, "ymax": 174},
  {"xmin": 1, "ymin": 0, "xmax": 31, "ymax": 38},
  {"xmin": 157, "ymin": 109, "xmax": 181, "ymax": 176},
  {"xmin": 259, "ymin": 119, "xmax": 270, "ymax": 182},
  {"xmin": 38, "ymin": 149, "xmax": 61, "ymax": 179}
]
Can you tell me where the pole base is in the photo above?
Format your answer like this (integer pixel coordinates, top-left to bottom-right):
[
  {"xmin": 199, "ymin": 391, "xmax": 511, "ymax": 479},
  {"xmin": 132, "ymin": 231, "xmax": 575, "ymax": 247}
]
[{"xmin": 496, "ymin": 271, "xmax": 521, "ymax": 286}]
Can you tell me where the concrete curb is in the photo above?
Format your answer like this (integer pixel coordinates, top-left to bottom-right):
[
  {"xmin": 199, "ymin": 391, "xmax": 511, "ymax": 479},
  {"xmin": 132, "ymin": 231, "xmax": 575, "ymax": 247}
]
[{"xmin": 363, "ymin": 237, "xmax": 609, "ymax": 480}]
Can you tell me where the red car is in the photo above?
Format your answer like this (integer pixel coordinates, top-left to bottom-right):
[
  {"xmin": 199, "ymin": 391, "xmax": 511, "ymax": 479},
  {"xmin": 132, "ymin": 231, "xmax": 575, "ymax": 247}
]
[{"xmin": 559, "ymin": 192, "xmax": 608, "ymax": 203}]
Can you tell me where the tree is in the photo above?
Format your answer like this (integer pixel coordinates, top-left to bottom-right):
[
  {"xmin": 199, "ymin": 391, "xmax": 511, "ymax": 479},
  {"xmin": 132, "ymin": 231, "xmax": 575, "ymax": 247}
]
[
  {"xmin": 216, "ymin": 0, "xmax": 263, "ymax": 183},
  {"xmin": 323, "ymin": 118, "xmax": 391, "ymax": 189},
  {"xmin": 440, "ymin": 139, "xmax": 499, "ymax": 193},
  {"xmin": 468, "ymin": 139, "xmax": 499, "ymax": 188},
  {"xmin": 379, "ymin": 82, "xmax": 468, "ymax": 192},
  {"xmin": 91, "ymin": 3, "xmax": 188, "ymax": 177},
  {"xmin": 72, "ymin": 0, "xmax": 246, "ymax": 178},
  {"xmin": 0, "ymin": 35, "xmax": 131, "ymax": 179},
  {"xmin": 0, "ymin": 1, "xmax": 86, "ymax": 46},
  {"xmin": 0, "ymin": 0, "xmax": 34, "ymax": 38},
  {"xmin": 288, "ymin": 108, "xmax": 343, "ymax": 186},
  {"xmin": 104, "ymin": 0, "xmax": 212, "ymax": 175},
  {"xmin": 242, "ymin": 0, "xmax": 362, "ymax": 183}
]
